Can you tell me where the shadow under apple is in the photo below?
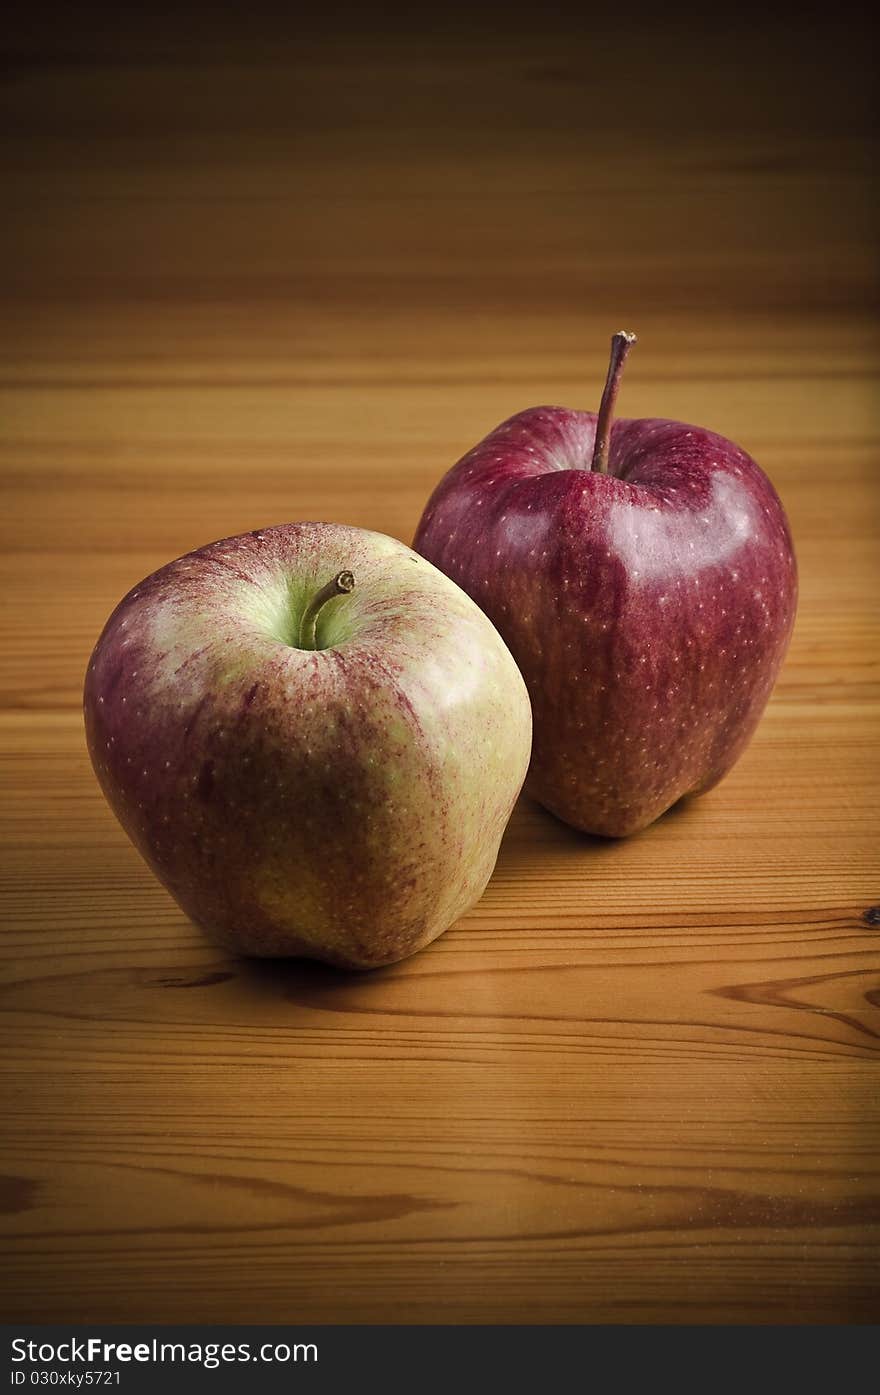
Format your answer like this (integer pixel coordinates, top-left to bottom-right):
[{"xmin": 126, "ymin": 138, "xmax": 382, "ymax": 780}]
[{"xmin": 226, "ymin": 787, "xmax": 711, "ymax": 1004}]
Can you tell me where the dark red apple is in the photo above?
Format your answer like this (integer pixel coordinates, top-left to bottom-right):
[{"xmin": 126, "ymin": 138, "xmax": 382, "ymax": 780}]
[{"xmin": 414, "ymin": 333, "xmax": 797, "ymax": 836}]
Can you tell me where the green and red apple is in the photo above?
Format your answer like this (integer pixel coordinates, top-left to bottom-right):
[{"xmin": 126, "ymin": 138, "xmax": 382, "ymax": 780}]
[{"xmin": 84, "ymin": 523, "xmax": 532, "ymax": 968}]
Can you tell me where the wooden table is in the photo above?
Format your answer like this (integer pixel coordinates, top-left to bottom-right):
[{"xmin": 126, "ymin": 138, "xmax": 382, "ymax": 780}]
[{"xmin": 2, "ymin": 12, "xmax": 878, "ymax": 1324}]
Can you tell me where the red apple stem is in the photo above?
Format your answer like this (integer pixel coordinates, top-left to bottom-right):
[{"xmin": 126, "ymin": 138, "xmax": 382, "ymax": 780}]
[
  {"xmin": 298, "ymin": 570, "xmax": 355, "ymax": 649},
  {"xmin": 590, "ymin": 330, "xmax": 637, "ymax": 474}
]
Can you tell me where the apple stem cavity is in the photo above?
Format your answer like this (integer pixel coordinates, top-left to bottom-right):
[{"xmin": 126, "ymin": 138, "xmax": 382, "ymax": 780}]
[
  {"xmin": 590, "ymin": 330, "xmax": 637, "ymax": 475},
  {"xmin": 298, "ymin": 571, "xmax": 355, "ymax": 650}
]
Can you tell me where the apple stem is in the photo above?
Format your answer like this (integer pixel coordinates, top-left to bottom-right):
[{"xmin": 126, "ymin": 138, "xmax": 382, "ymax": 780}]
[
  {"xmin": 298, "ymin": 571, "xmax": 355, "ymax": 649},
  {"xmin": 590, "ymin": 330, "xmax": 637, "ymax": 474}
]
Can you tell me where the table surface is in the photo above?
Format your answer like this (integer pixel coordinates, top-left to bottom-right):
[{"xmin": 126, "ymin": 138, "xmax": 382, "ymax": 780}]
[{"xmin": 2, "ymin": 13, "xmax": 878, "ymax": 1324}]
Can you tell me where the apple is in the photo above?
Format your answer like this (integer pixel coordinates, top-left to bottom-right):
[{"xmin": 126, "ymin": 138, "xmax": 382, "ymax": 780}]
[
  {"xmin": 83, "ymin": 523, "xmax": 532, "ymax": 968},
  {"xmin": 414, "ymin": 333, "xmax": 797, "ymax": 836}
]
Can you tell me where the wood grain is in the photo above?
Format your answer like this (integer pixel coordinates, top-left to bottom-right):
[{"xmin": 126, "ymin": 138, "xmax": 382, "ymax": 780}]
[{"xmin": 1, "ymin": 11, "xmax": 879, "ymax": 1324}]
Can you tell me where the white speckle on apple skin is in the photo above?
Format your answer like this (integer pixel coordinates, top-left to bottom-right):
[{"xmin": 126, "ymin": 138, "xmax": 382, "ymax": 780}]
[
  {"xmin": 414, "ymin": 407, "xmax": 797, "ymax": 837},
  {"xmin": 83, "ymin": 524, "xmax": 532, "ymax": 968}
]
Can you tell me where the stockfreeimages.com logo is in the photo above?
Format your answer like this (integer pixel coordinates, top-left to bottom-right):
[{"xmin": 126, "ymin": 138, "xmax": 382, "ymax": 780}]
[{"xmin": 11, "ymin": 1337, "xmax": 318, "ymax": 1372}]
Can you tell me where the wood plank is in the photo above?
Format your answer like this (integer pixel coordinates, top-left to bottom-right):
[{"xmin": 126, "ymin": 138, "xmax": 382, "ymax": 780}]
[{"xmin": 1, "ymin": 11, "xmax": 878, "ymax": 1324}]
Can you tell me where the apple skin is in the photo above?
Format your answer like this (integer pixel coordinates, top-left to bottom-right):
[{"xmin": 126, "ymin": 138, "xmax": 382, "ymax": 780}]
[
  {"xmin": 84, "ymin": 523, "xmax": 531, "ymax": 968},
  {"xmin": 414, "ymin": 408, "xmax": 797, "ymax": 836}
]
